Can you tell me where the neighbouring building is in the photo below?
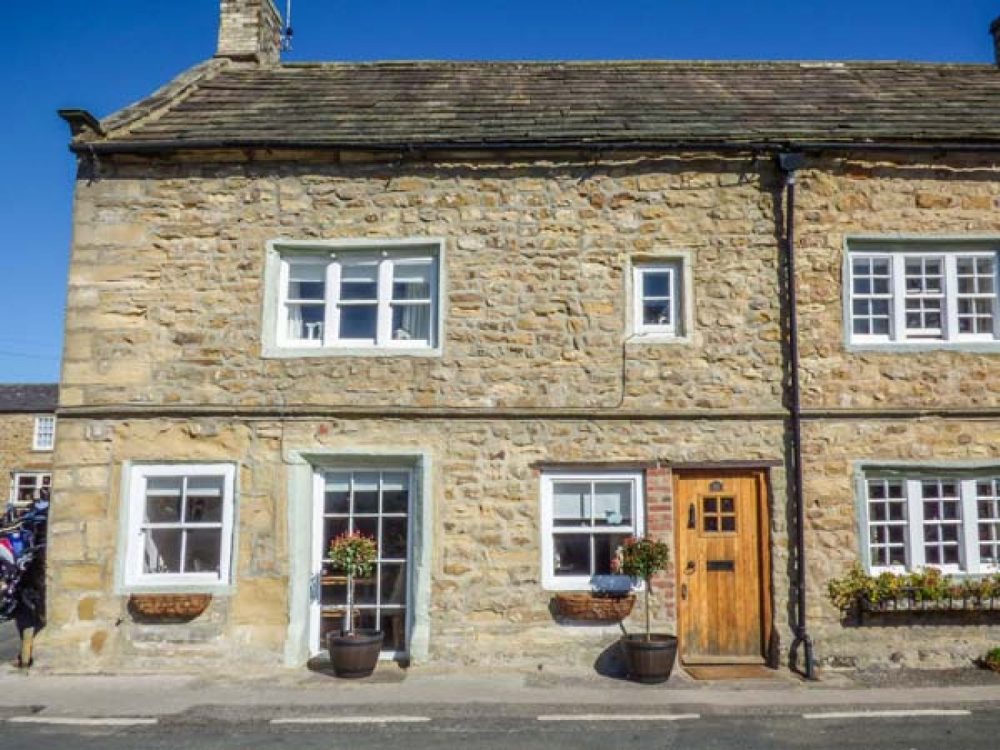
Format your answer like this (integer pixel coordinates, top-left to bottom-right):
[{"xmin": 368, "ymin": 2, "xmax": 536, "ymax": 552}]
[
  {"xmin": 0, "ymin": 384, "xmax": 57, "ymax": 516},
  {"xmin": 44, "ymin": 0, "xmax": 1000, "ymax": 673}
]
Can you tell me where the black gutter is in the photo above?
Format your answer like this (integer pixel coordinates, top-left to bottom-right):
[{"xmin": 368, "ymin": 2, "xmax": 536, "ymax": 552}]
[
  {"xmin": 69, "ymin": 138, "xmax": 1000, "ymax": 156},
  {"xmin": 777, "ymin": 151, "xmax": 817, "ymax": 681}
]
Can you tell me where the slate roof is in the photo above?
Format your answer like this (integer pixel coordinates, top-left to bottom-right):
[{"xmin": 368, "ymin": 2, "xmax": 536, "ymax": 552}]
[
  {"xmin": 0, "ymin": 384, "xmax": 58, "ymax": 414},
  {"xmin": 79, "ymin": 60, "xmax": 1000, "ymax": 152}
]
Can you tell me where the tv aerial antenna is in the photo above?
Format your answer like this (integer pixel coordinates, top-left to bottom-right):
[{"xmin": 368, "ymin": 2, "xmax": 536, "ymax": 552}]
[{"xmin": 281, "ymin": 0, "xmax": 294, "ymax": 51}]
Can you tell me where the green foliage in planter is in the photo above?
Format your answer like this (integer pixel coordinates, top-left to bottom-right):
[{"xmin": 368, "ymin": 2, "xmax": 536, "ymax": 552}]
[
  {"xmin": 827, "ymin": 564, "xmax": 1000, "ymax": 611},
  {"xmin": 615, "ymin": 536, "xmax": 671, "ymax": 642},
  {"xmin": 985, "ymin": 647, "xmax": 1000, "ymax": 672},
  {"xmin": 328, "ymin": 531, "xmax": 378, "ymax": 636}
]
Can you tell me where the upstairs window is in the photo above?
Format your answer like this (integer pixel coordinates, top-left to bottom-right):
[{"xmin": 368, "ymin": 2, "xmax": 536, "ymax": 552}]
[
  {"xmin": 269, "ymin": 241, "xmax": 442, "ymax": 354},
  {"xmin": 847, "ymin": 243, "xmax": 999, "ymax": 346},
  {"xmin": 862, "ymin": 470, "xmax": 1000, "ymax": 575},
  {"xmin": 633, "ymin": 262, "xmax": 683, "ymax": 338},
  {"xmin": 33, "ymin": 415, "xmax": 55, "ymax": 451}
]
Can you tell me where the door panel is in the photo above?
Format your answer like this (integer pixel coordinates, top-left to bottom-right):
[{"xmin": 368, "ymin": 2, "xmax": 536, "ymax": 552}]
[{"xmin": 675, "ymin": 470, "xmax": 769, "ymax": 664}]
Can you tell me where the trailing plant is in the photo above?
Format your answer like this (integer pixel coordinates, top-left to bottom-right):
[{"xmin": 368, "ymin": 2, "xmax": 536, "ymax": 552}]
[
  {"xmin": 615, "ymin": 536, "xmax": 670, "ymax": 642},
  {"xmin": 328, "ymin": 531, "xmax": 378, "ymax": 636},
  {"xmin": 827, "ymin": 565, "xmax": 1000, "ymax": 611}
]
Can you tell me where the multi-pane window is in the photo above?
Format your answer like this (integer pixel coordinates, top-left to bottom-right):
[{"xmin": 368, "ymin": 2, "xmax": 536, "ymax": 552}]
[
  {"xmin": 276, "ymin": 245, "xmax": 440, "ymax": 351},
  {"xmin": 978, "ymin": 478, "xmax": 1000, "ymax": 566},
  {"xmin": 33, "ymin": 415, "xmax": 55, "ymax": 451},
  {"xmin": 10, "ymin": 472, "xmax": 50, "ymax": 509},
  {"xmin": 851, "ymin": 257, "xmax": 892, "ymax": 337},
  {"xmin": 866, "ymin": 479, "xmax": 907, "ymax": 568},
  {"xmin": 541, "ymin": 472, "xmax": 644, "ymax": 590},
  {"xmin": 633, "ymin": 263, "xmax": 682, "ymax": 337},
  {"xmin": 317, "ymin": 470, "xmax": 411, "ymax": 654},
  {"xmin": 124, "ymin": 464, "xmax": 236, "ymax": 588},
  {"xmin": 863, "ymin": 471, "xmax": 1000, "ymax": 574},
  {"xmin": 848, "ymin": 246, "xmax": 999, "ymax": 344}
]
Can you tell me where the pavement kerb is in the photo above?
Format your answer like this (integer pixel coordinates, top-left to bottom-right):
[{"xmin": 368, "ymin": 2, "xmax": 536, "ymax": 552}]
[{"xmin": 0, "ymin": 671, "xmax": 999, "ymax": 719}]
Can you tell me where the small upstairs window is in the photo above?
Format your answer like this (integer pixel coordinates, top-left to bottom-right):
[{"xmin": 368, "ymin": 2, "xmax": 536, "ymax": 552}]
[
  {"xmin": 633, "ymin": 262, "xmax": 683, "ymax": 338},
  {"xmin": 847, "ymin": 242, "xmax": 999, "ymax": 346},
  {"xmin": 266, "ymin": 240, "xmax": 443, "ymax": 356},
  {"xmin": 33, "ymin": 415, "xmax": 55, "ymax": 451}
]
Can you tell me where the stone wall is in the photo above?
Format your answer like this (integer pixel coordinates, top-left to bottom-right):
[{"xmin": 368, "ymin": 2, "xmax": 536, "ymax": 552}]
[
  {"xmin": 43, "ymin": 415, "xmax": 787, "ymax": 672},
  {"xmin": 49, "ymin": 148, "xmax": 1000, "ymax": 672},
  {"xmin": 61, "ymin": 154, "xmax": 786, "ymax": 412},
  {"xmin": 803, "ymin": 417, "xmax": 1000, "ymax": 669},
  {"xmin": 0, "ymin": 413, "xmax": 53, "ymax": 502}
]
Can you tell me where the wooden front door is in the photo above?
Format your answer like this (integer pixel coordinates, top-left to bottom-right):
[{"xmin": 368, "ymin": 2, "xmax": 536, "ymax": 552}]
[{"xmin": 674, "ymin": 469, "xmax": 771, "ymax": 664}]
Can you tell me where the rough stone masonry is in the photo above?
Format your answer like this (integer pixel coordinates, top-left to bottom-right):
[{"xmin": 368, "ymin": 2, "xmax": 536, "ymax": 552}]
[{"xmin": 42, "ymin": 147, "xmax": 1000, "ymax": 673}]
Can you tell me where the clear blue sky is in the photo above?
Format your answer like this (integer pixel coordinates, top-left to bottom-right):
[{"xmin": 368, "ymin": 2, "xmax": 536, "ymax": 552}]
[{"xmin": 2, "ymin": 0, "xmax": 998, "ymax": 383}]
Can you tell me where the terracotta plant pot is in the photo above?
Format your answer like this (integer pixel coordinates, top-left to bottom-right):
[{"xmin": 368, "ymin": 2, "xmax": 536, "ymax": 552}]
[
  {"xmin": 327, "ymin": 630, "xmax": 384, "ymax": 678},
  {"xmin": 620, "ymin": 634, "xmax": 678, "ymax": 684}
]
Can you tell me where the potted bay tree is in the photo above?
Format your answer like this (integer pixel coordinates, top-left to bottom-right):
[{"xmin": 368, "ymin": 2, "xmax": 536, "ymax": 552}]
[
  {"xmin": 326, "ymin": 531, "xmax": 383, "ymax": 678},
  {"xmin": 616, "ymin": 536, "xmax": 677, "ymax": 683}
]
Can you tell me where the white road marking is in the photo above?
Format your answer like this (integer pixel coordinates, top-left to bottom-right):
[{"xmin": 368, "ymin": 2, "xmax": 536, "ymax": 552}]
[
  {"xmin": 803, "ymin": 709, "xmax": 971, "ymax": 720},
  {"xmin": 538, "ymin": 713, "xmax": 701, "ymax": 722},
  {"xmin": 7, "ymin": 716, "xmax": 159, "ymax": 727},
  {"xmin": 270, "ymin": 716, "xmax": 432, "ymax": 725}
]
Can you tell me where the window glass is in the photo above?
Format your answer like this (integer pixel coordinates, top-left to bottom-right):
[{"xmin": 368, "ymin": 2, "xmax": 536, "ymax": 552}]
[
  {"xmin": 127, "ymin": 465, "xmax": 235, "ymax": 587},
  {"xmin": 849, "ymin": 247, "xmax": 999, "ymax": 344},
  {"xmin": 543, "ymin": 473, "xmax": 643, "ymax": 590},
  {"xmin": 277, "ymin": 247, "xmax": 439, "ymax": 350},
  {"xmin": 864, "ymin": 471, "xmax": 1000, "ymax": 574},
  {"xmin": 634, "ymin": 263, "xmax": 681, "ymax": 336}
]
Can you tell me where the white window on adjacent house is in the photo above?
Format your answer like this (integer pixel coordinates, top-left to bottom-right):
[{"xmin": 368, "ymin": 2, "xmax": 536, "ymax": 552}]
[
  {"xmin": 540, "ymin": 471, "xmax": 644, "ymax": 591},
  {"xmin": 33, "ymin": 415, "xmax": 55, "ymax": 451},
  {"xmin": 124, "ymin": 464, "xmax": 236, "ymax": 589},
  {"xmin": 633, "ymin": 263, "xmax": 682, "ymax": 337},
  {"xmin": 862, "ymin": 470, "xmax": 1000, "ymax": 575},
  {"xmin": 269, "ymin": 241, "xmax": 442, "ymax": 354},
  {"xmin": 10, "ymin": 472, "xmax": 50, "ymax": 508},
  {"xmin": 847, "ymin": 243, "xmax": 999, "ymax": 346}
]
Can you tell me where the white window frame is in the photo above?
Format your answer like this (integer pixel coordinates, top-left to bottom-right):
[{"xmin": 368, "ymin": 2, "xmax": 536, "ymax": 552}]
[
  {"xmin": 263, "ymin": 238, "xmax": 445, "ymax": 358},
  {"xmin": 540, "ymin": 471, "xmax": 645, "ymax": 591},
  {"xmin": 10, "ymin": 472, "xmax": 51, "ymax": 507},
  {"xmin": 632, "ymin": 262, "xmax": 682, "ymax": 339},
  {"xmin": 860, "ymin": 468, "xmax": 1000, "ymax": 577},
  {"xmin": 310, "ymin": 467, "xmax": 414, "ymax": 659},
  {"xmin": 32, "ymin": 415, "xmax": 55, "ymax": 452},
  {"xmin": 846, "ymin": 241, "xmax": 1000, "ymax": 348},
  {"xmin": 123, "ymin": 463, "xmax": 237, "ymax": 591}
]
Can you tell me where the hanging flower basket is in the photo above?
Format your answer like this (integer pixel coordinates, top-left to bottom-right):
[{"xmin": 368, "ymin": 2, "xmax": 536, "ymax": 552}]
[
  {"xmin": 128, "ymin": 594, "xmax": 212, "ymax": 621},
  {"xmin": 553, "ymin": 592, "xmax": 635, "ymax": 621}
]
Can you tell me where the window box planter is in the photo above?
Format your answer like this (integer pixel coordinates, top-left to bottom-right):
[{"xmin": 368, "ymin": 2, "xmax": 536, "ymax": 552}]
[
  {"xmin": 128, "ymin": 593, "xmax": 212, "ymax": 622},
  {"xmin": 861, "ymin": 590, "xmax": 1000, "ymax": 615},
  {"xmin": 553, "ymin": 592, "xmax": 635, "ymax": 622}
]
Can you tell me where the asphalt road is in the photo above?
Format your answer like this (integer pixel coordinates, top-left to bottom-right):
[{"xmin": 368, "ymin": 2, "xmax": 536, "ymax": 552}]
[{"xmin": 0, "ymin": 708, "xmax": 996, "ymax": 750}]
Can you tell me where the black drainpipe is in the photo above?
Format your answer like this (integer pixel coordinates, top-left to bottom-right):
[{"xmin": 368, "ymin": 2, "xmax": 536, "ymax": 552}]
[{"xmin": 777, "ymin": 152, "xmax": 816, "ymax": 680}]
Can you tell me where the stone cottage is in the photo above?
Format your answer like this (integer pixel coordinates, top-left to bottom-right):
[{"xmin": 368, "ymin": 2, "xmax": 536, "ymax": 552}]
[
  {"xmin": 46, "ymin": 0, "xmax": 1000, "ymax": 673},
  {"xmin": 0, "ymin": 385, "xmax": 57, "ymax": 515}
]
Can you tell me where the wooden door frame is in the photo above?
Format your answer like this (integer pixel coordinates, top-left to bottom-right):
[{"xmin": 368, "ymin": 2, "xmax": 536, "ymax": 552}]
[{"xmin": 672, "ymin": 466, "xmax": 774, "ymax": 666}]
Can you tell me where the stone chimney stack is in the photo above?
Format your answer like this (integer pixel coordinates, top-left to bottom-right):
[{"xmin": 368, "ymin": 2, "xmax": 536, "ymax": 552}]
[
  {"xmin": 217, "ymin": 0, "xmax": 283, "ymax": 65},
  {"xmin": 991, "ymin": 16, "xmax": 1000, "ymax": 66}
]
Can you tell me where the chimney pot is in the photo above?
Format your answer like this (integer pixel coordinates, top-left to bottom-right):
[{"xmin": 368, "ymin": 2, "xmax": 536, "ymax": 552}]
[{"xmin": 217, "ymin": 0, "xmax": 282, "ymax": 65}]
